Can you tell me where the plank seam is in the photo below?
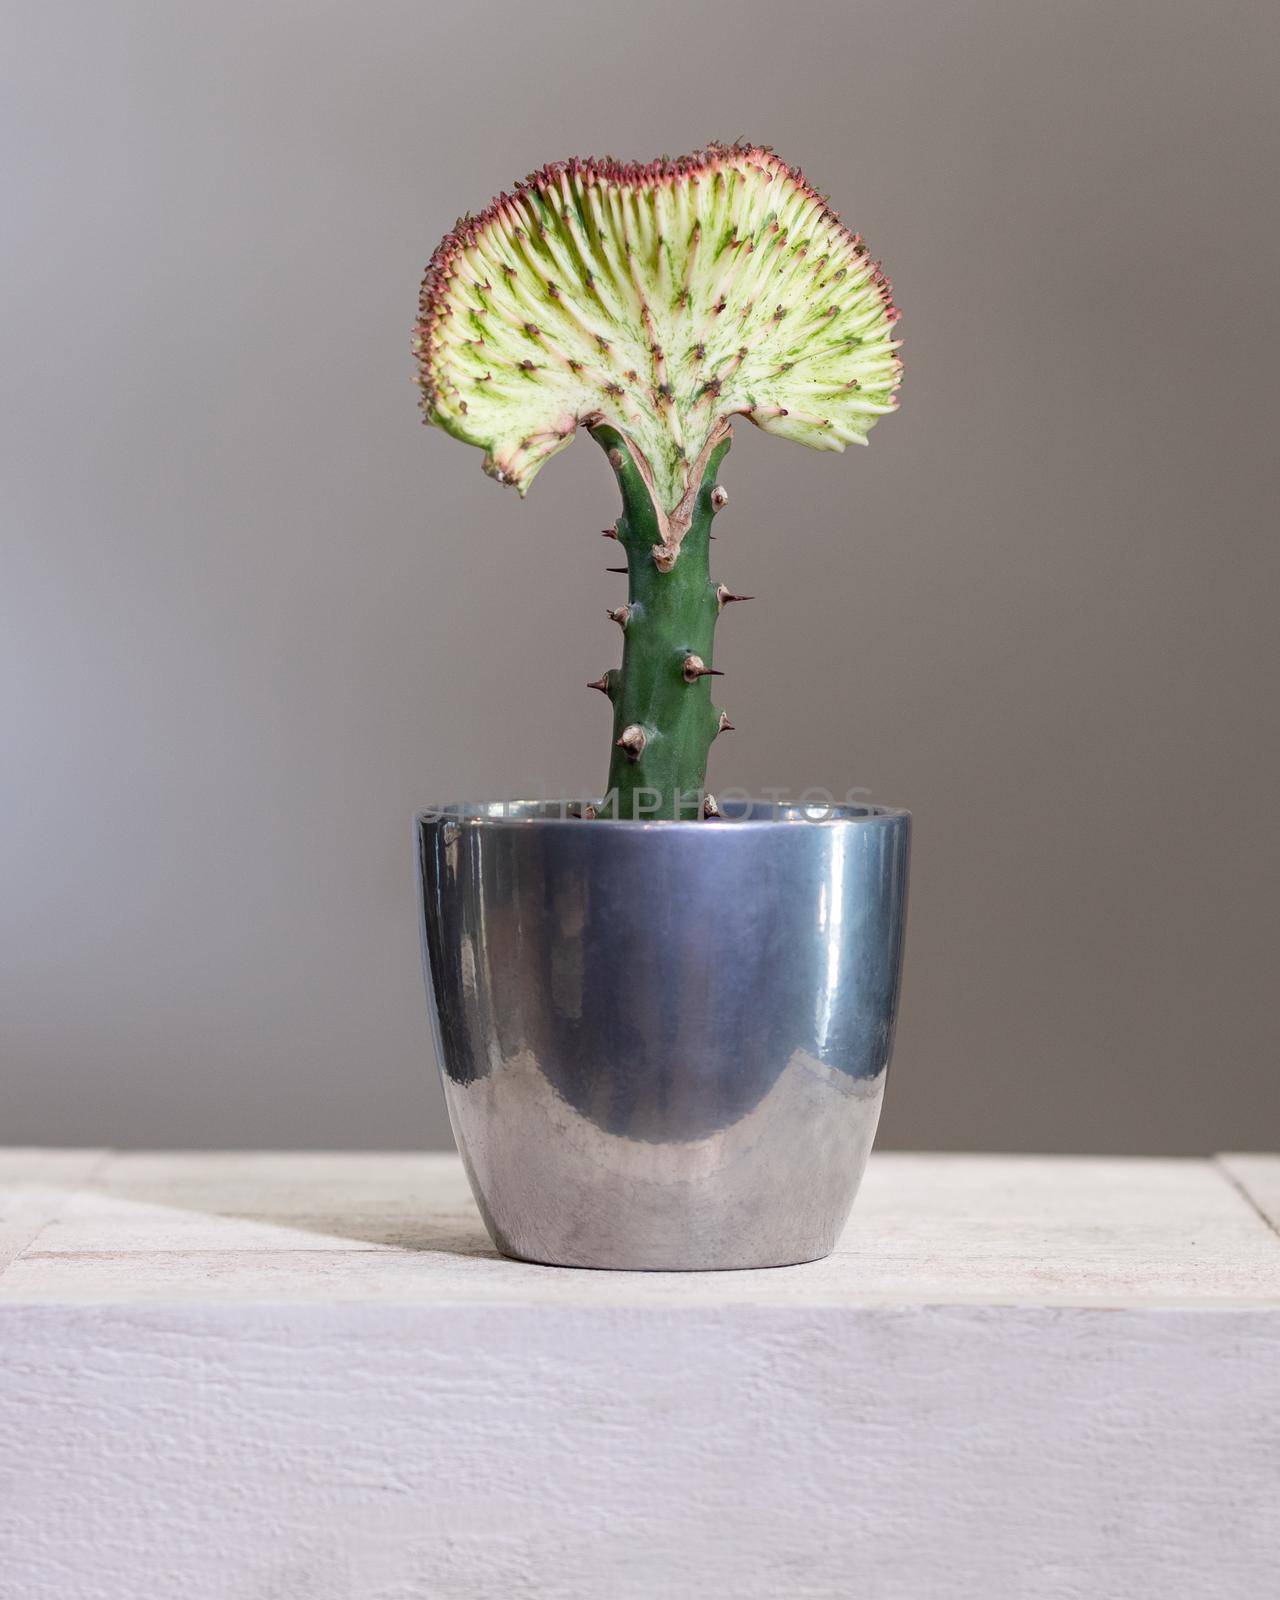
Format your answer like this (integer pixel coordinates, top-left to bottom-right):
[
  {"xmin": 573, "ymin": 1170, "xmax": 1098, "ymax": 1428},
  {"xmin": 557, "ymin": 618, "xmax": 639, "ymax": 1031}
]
[
  {"xmin": 1212, "ymin": 1154, "xmax": 1280, "ymax": 1241},
  {"xmin": 1, "ymin": 1148, "xmax": 115, "ymax": 1281}
]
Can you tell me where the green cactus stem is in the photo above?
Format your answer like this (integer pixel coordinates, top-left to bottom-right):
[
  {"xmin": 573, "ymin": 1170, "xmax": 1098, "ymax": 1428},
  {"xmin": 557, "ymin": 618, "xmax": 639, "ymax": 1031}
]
[
  {"xmin": 414, "ymin": 144, "xmax": 902, "ymax": 818},
  {"xmin": 592, "ymin": 420, "xmax": 734, "ymax": 818}
]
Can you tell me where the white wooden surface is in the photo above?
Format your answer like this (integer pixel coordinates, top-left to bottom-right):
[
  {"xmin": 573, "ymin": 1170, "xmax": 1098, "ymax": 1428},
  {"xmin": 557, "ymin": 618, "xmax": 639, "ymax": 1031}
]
[{"xmin": 1, "ymin": 1150, "xmax": 1277, "ymax": 1599}]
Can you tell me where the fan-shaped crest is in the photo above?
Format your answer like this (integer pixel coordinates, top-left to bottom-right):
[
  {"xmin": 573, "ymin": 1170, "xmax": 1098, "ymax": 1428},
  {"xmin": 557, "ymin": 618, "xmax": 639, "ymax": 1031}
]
[{"xmin": 415, "ymin": 143, "xmax": 901, "ymax": 510}]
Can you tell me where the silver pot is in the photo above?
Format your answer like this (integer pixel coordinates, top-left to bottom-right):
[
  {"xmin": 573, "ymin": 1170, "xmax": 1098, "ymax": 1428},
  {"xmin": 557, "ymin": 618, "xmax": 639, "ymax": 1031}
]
[{"xmin": 416, "ymin": 800, "xmax": 910, "ymax": 1270}]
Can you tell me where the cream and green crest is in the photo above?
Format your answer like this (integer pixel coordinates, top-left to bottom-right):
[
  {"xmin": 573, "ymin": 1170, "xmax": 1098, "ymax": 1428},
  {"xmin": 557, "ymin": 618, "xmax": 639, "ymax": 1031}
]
[{"xmin": 415, "ymin": 144, "xmax": 902, "ymax": 516}]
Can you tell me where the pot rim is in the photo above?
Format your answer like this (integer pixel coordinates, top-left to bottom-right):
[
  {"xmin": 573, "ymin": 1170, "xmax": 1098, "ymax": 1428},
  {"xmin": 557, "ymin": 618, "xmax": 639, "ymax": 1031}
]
[{"xmin": 416, "ymin": 798, "xmax": 910, "ymax": 831}]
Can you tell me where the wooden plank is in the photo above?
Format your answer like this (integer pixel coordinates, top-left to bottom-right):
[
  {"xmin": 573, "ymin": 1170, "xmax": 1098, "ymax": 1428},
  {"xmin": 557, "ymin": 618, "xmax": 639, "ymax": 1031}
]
[
  {"xmin": 2, "ymin": 1151, "xmax": 1278, "ymax": 1598},
  {"xmin": 1, "ymin": 1300, "xmax": 1275, "ymax": 1600},
  {"xmin": 3, "ymin": 1152, "xmax": 1277, "ymax": 1307}
]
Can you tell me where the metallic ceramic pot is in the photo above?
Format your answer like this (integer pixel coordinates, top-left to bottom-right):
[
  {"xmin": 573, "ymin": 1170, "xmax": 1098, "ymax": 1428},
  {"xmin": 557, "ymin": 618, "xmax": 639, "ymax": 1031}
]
[{"xmin": 416, "ymin": 800, "xmax": 910, "ymax": 1270}]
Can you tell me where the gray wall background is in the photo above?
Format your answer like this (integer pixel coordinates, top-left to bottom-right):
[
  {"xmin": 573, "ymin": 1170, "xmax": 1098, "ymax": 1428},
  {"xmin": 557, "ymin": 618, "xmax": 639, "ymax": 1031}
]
[{"xmin": 3, "ymin": 0, "xmax": 1277, "ymax": 1153}]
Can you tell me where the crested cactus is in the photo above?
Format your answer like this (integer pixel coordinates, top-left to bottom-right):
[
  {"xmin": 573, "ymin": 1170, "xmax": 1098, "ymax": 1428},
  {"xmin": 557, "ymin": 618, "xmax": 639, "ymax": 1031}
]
[{"xmin": 415, "ymin": 143, "xmax": 901, "ymax": 818}]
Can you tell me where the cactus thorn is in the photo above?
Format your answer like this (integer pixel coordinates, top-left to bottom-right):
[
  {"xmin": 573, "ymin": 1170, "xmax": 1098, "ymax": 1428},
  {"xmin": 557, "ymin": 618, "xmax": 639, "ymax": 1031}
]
[
  {"xmin": 716, "ymin": 584, "xmax": 754, "ymax": 610},
  {"xmin": 682, "ymin": 653, "xmax": 723, "ymax": 683},
  {"xmin": 602, "ymin": 524, "xmax": 619, "ymax": 540},
  {"xmin": 587, "ymin": 674, "xmax": 611, "ymax": 695},
  {"xmin": 616, "ymin": 723, "xmax": 647, "ymax": 760},
  {"xmin": 717, "ymin": 711, "xmax": 735, "ymax": 734},
  {"xmin": 606, "ymin": 605, "xmax": 630, "ymax": 628},
  {"xmin": 605, "ymin": 565, "xmax": 628, "ymax": 573},
  {"xmin": 710, "ymin": 485, "xmax": 729, "ymax": 512}
]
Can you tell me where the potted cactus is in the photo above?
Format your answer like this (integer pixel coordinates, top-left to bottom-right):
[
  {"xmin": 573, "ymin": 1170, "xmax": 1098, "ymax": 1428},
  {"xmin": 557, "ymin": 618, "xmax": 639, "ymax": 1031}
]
[{"xmin": 415, "ymin": 144, "xmax": 909, "ymax": 1269}]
